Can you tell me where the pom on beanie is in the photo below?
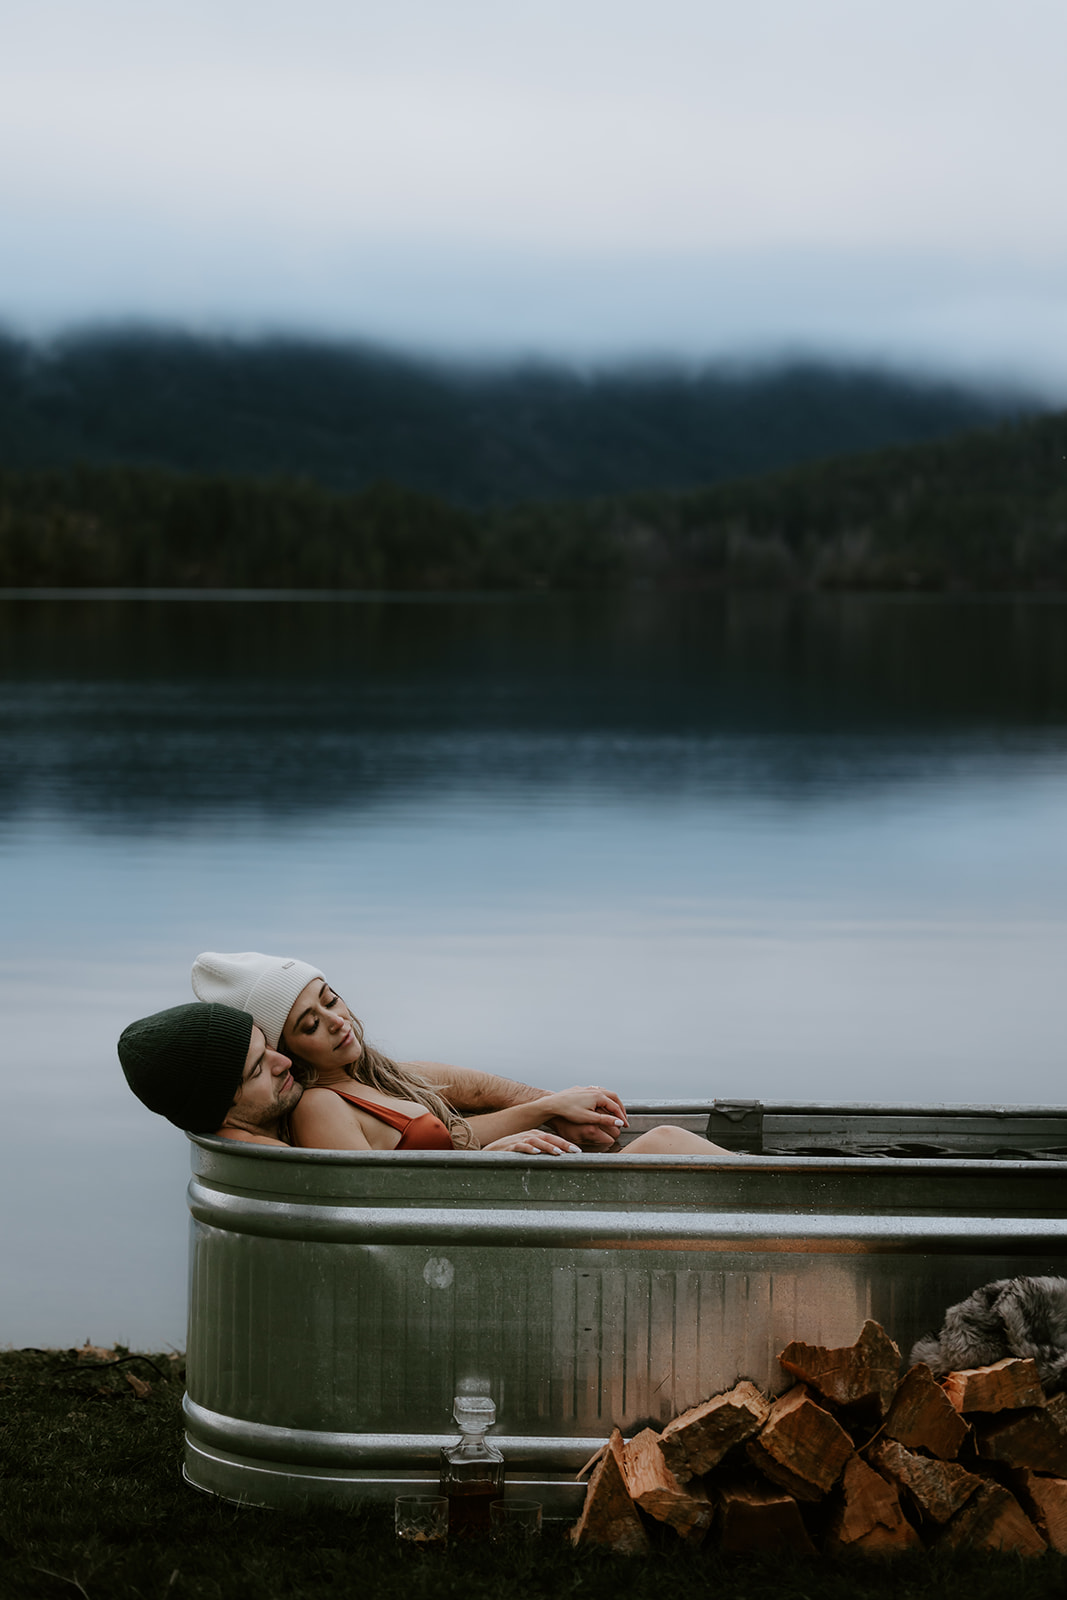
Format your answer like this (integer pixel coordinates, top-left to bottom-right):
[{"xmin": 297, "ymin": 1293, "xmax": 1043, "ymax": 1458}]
[
  {"xmin": 191, "ymin": 950, "xmax": 325, "ymax": 1048},
  {"xmin": 118, "ymin": 1002, "xmax": 253, "ymax": 1134}
]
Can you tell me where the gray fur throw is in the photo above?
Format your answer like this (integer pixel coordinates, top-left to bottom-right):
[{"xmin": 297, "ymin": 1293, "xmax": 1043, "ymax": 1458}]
[{"xmin": 910, "ymin": 1275, "xmax": 1067, "ymax": 1392}]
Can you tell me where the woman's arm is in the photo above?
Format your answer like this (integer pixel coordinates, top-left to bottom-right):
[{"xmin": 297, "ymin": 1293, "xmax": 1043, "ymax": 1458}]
[
  {"xmin": 404, "ymin": 1060, "xmax": 545, "ymax": 1110},
  {"xmin": 289, "ymin": 1088, "xmax": 373, "ymax": 1150},
  {"xmin": 481, "ymin": 1130, "xmax": 583, "ymax": 1155},
  {"xmin": 404, "ymin": 1060, "xmax": 628, "ymax": 1148},
  {"xmin": 459, "ymin": 1086, "xmax": 627, "ymax": 1148}
]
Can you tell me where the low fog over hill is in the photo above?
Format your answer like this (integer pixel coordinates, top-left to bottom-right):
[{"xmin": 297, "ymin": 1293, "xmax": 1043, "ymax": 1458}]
[{"xmin": 0, "ymin": 329, "xmax": 1039, "ymax": 508}]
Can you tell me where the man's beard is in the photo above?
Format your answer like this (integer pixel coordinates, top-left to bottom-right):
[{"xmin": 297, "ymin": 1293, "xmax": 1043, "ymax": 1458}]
[{"xmin": 245, "ymin": 1081, "xmax": 303, "ymax": 1133}]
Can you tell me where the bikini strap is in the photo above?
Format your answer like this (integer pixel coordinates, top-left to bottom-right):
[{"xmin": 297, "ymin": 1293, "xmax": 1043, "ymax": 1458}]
[{"xmin": 323, "ymin": 1086, "xmax": 411, "ymax": 1134}]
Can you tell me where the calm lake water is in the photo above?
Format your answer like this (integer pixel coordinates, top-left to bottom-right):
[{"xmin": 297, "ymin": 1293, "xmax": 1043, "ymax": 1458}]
[{"xmin": 3, "ymin": 590, "xmax": 1067, "ymax": 1347}]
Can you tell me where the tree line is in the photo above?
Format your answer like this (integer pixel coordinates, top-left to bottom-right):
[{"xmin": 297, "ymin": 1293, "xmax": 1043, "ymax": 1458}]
[{"xmin": 1, "ymin": 407, "xmax": 1066, "ymax": 591}]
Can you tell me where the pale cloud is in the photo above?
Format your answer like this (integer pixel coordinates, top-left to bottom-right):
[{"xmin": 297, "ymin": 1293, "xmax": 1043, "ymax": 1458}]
[{"xmin": 2, "ymin": 0, "xmax": 1066, "ymax": 379}]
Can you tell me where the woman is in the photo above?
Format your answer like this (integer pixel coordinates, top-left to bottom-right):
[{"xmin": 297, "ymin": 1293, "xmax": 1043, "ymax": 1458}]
[{"xmin": 191, "ymin": 950, "xmax": 735, "ymax": 1157}]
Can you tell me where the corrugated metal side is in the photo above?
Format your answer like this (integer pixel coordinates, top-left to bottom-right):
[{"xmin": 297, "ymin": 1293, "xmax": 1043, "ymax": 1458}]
[{"xmin": 183, "ymin": 1125, "xmax": 1067, "ymax": 1509}]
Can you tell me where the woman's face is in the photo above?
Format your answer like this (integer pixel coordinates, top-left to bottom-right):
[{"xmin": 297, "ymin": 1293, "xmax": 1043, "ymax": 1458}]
[{"xmin": 281, "ymin": 978, "xmax": 362, "ymax": 1074}]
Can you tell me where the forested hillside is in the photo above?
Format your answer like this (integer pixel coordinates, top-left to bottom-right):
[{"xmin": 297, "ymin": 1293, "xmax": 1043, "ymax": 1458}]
[
  {"xmin": 0, "ymin": 329, "xmax": 1033, "ymax": 507},
  {"xmin": 2, "ymin": 407, "xmax": 1066, "ymax": 590}
]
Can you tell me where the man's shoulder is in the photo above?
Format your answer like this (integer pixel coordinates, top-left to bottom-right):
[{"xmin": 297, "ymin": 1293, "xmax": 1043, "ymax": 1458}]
[{"xmin": 215, "ymin": 1128, "xmax": 290, "ymax": 1147}]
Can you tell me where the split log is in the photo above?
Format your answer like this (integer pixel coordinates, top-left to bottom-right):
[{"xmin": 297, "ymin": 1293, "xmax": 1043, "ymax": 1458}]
[
  {"xmin": 621, "ymin": 1428, "xmax": 713, "ymax": 1542},
  {"xmin": 942, "ymin": 1357, "xmax": 1044, "ymax": 1415},
  {"xmin": 779, "ymin": 1320, "xmax": 900, "ymax": 1418},
  {"xmin": 571, "ymin": 1428, "xmax": 651, "ymax": 1555},
  {"xmin": 867, "ymin": 1438, "xmax": 982, "ymax": 1524},
  {"xmin": 1046, "ymin": 1390, "xmax": 1067, "ymax": 1436},
  {"xmin": 575, "ymin": 1443, "xmax": 607, "ymax": 1480},
  {"xmin": 825, "ymin": 1453, "xmax": 920, "ymax": 1555},
  {"xmin": 976, "ymin": 1408, "xmax": 1067, "ymax": 1475},
  {"xmin": 658, "ymin": 1380, "xmax": 770, "ymax": 1479},
  {"xmin": 882, "ymin": 1363, "xmax": 970, "ymax": 1459},
  {"xmin": 746, "ymin": 1385, "xmax": 853, "ymax": 1502},
  {"xmin": 1008, "ymin": 1468, "xmax": 1067, "ymax": 1555},
  {"xmin": 717, "ymin": 1483, "xmax": 816, "ymax": 1556},
  {"xmin": 940, "ymin": 1481, "xmax": 1046, "ymax": 1556}
]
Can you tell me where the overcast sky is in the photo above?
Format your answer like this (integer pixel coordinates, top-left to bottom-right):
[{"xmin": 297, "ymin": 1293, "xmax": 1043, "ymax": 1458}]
[{"xmin": 4, "ymin": 0, "xmax": 1067, "ymax": 388}]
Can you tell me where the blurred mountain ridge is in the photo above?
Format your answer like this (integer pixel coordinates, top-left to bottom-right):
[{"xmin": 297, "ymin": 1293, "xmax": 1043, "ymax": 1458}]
[{"xmin": 0, "ymin": 327, "xmax": 1037, "ymax": 508}]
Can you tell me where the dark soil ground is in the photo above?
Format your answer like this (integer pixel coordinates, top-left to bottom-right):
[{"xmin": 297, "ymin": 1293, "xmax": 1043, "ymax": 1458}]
[{"xmin": 2, "ymin": 1348, "xmax": 1065, "ymax": 1599}]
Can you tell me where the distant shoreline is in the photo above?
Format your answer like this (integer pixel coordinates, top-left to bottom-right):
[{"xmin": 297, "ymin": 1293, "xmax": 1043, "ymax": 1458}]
[{"xmin": 2, "ymin": 401, "xmax": 1066, "ymax": 592}]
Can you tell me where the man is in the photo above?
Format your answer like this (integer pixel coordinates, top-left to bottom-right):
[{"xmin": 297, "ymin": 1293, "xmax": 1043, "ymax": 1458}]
[
  {"xmin": 118, "ymin": 1001, "xmax": 622, "ymax": 1148},
  {"xmin": 118, "ymin": 1002, "xmax": 299, "ymax": 1145}
]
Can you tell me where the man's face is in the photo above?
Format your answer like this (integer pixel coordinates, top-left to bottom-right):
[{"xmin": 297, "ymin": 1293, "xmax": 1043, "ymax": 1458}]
[{"xmin": 228, "ymin": 1027, "xmax": 303, "ymax": 1129}]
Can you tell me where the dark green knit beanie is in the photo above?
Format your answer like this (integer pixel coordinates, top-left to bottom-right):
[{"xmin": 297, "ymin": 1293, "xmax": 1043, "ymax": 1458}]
[{"xmin": 118, "ymin": 1002, "xmax": 254, "ymax": 1134}]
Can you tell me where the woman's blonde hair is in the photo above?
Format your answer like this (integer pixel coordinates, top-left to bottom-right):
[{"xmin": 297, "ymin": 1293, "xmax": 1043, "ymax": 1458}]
[{"xmin": 282, "ymin": 1007, "xmax": 478, "ymax": 1149}]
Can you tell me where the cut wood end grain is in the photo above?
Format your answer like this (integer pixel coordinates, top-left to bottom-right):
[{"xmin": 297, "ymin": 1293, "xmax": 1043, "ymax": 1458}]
[
  {"xmin": 621, "ymin": 1428, "xmax": 713, "ymax": 1542},
  {"xmin": 975, "ymin": 1407, "xmax": 1067, "ymax": 1476},
  {"xmin": 867, "ymin": 1437, "xmax": 982, "ymax": 1525},
  {"xmin": 826, "ymin": 1454, "xmax": 922, "ymax": 1556},
  {"xmin": 658, "ymin": 1379, "xmax": 770, "ymax": 1479},
  {"xmin": 570, "ymin": 1429, "xmax": 651, "ymax": 1555},
  {"xmin": 883, "ymin": 1362, "xmax": 970, "ymax": 1459},
  {"xmin": 940, "ymin": 1481, "xmax": 1046, "ymax": 1557},
  {"xmin": 717, "ymin": 1483, "xmax": 817, "ymax": 1556},
  {"xmin": 942, "ymin": 1357, "xmax": 1044, "ymax": 1415},
  {"xmin": 747, "ymin": 1385, "xmax": 854, "ymax": 1502},
  {"xmin": 825, "ymin": 1453, "xmax": 921, "ymax": 1554},
  {"xmin": 779, "ymin": 1320, "xmax": 901, "ymax": 1418},
  {"xmin": 1009, "ymin": 1468, "xmax": 1067, "ymax": 1555}
]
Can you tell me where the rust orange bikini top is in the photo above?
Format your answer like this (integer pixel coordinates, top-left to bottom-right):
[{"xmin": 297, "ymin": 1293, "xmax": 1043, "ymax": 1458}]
[{"xmin": 325, "ymin": 1087, "xmax": 454, "ymax": 1151}]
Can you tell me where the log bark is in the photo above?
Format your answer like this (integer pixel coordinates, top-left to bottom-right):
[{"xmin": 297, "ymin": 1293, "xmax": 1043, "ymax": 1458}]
[
  {"xmin": 575, "ymin": 1443, "xmax": 607, "ymax": 1480},
  {"xmin": 940, "ymin": 1481, "xmax": 1046, "ymax": 1556},
  {"xmin": 658, "ymin": 1380, "xmax": 770, "ymax": 1479},
  {"xmin": 779, "ymin": 1320, "xmax": 900, "ymax": 1418},
  {"xmin": 571, "ymin": 1428, "xmax": 651, "ymax": 1555},
  {"xmin": 621, "ymin": 1428, "xmax": 713, "ymax": 1542},
  {"xmin": 1009, "ymin": 1469, "xmax": 1067, "ymax": 1556},
  {"xmin": 825, "ymin": 1453, "xmax": 920, "ymax": 1554},
  {"xmin": 717, "ymin": 1483, "xmax": 816, "ymax": 1556},
  {"xmin": 883, "ymin": 1363, "xmax": 970, "ymax": 1459},
  {"xmin": 942, "ymin": 1357, "xmax": 1044, "ymax": 1415},
  {"xmin": 746, "ymin": 1385, "xmax": 853, "ymax": 1502},
  {"xmin": 867, "ymin": 1437, "xmax": 982, "ymax": 1524},
  {"xmin": 975, "ymin": 1408, "xmax": 1067, "ymax": 1475},
  {"xmin": 1046, "ymin": 1390, "xmax": 1067, "ymax": 1436}
]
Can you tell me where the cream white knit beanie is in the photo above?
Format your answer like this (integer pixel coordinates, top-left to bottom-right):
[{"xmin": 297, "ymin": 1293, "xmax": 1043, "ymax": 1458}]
[{"xmin": 191, "ymin": 950, "xmax": 325, "ymax": 1049}]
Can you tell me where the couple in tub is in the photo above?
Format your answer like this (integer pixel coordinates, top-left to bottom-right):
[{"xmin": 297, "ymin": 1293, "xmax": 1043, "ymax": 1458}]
[{"xmin": 119, "ymin": 950, "xmax": 732, "ymax": 1157}]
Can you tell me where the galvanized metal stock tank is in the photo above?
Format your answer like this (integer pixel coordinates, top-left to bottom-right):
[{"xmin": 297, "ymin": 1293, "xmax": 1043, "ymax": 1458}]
[{"xmin": 183, "ymin": 1101, "xmax": 1067, "ymax": 1512}]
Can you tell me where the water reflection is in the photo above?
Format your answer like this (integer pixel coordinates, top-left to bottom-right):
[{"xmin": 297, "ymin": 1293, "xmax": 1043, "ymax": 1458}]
[
  {"xmin": 3, "ymin": 592, "xmax": 1067, "ymax": 823},
  {"xmin": 3, "ymin": 592, "xmax": 1067, "ymax": 1347}
]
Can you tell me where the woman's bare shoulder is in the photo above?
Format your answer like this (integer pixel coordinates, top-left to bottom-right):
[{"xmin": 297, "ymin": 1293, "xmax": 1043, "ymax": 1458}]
[
  {"xmin": 292, "ymin": 1084, "xmax": 355, "ymax": 1118},
  {"xmin": 290, "ymin": 1084, "xmax": 372, "ymax": 1149}
]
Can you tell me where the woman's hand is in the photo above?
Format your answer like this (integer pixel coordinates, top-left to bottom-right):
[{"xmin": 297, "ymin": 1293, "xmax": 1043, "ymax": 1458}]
[
  {"xmin": 539, "ymin": 1086, "xmax": 628, "ymax": 1142},
  {"xmin": 481, "ymin": 1131, "xmax": 583, "ymax": 1155},
  {"xmin": 459, "ymin": 1082, "xmax": 628, "ymax": 1150},
  {"xmin": 547, "ymin": 1118, "xmax": 617, "ymax": 1149}
]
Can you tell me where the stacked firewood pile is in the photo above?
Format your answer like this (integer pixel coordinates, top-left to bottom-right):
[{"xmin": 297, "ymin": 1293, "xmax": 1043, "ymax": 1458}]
[{"xmin": 571, "ymin": 1320, "xmax": 1067, "ymax": 1557}]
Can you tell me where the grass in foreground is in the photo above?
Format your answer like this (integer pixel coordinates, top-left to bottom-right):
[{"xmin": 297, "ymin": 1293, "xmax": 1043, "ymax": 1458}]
[{"xmin": 3, "ymin": 1349, "xmax": 1067, "ymax": 1600}]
